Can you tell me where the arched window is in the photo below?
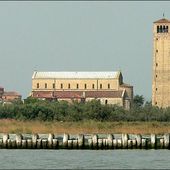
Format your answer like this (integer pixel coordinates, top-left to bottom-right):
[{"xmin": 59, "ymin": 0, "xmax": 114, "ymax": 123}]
[
  {"xmin": 166, "ymin": 26, "xmax": 169, "ymax": 32},
  {"xmin": 37, "ymin": 83, "xmax": 39, "ymax": 88},
  {"xmin": 92, "ymin": 84, "xmax": 95, "ymax": 89},
  {"xmin": 84, "ymin": 84, "xmax": 87, "ymax": 89},
  {"xmin": 45, "ymin": 83, "xmax": 47, "ymax": 89},
  {"xmin": 108, "ymin": 84, "xmax": 110, "ymax": 89},
  {"xmin": 76, "ymin": 84, "xmax": 79, "ymax": 89},
  {"xmin": 105, "ymin": 100, "xmax": 108, "ymax": 105},
  {"xmin": 157, "ymin": 26, "xmax": 159, "ymax": 33},
  {"xmin": 68, "ymin": 83, "xmax": 70, "ymax": 89},
  {"xmin": 160, "ymin": 25, "xmax": 163, "ymax": 33},
  {"xmin": 53, "ymin": 83, "xmax": 55, "ymax": 89},
  {"xmin": 61, "ymin": 84, "xmax": 63, "ymax": 89},
  {"xmin": 100, "ymin": 84, "xmax": 102, "ymax": 89},
  {"xmin": 163, "ymin": 25, "xmax": 166, "ymax": 32}
]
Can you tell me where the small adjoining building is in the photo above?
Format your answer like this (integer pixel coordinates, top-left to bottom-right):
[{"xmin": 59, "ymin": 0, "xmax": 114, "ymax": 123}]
[
  {"xmin": 0, "ymin": 86, "xmax": 22, "ymax": 103},
  {"xmin": 31, "ymin": 71, "xmax": 133, "ymax": 109}
]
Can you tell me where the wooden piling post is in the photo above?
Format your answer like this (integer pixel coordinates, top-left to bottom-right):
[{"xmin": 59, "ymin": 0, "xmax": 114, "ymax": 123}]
[
  {"xmin": 127, "ymin": 140, "xmax": 133, "ymax": 149},
  {"xmin": 92, "ymin": 134, "xmax": 98, "ymax": 149},
  {"xmin": 3, "ymin": 134, "xmax": 9, "ymax": 148},
  {"xmin": 27, "ymin": 139, "xmax": 32, "ymax": 149},
  {"xmin": 0, "ymin": 139, "xmax": 3, "ymax": 149},
  {"xmin": 63, "ymin": 133, "xmax": 69, "ymax": 149},
  {"xmin": 52, "ymin": 139, "xmax": 58, "ymax": 149},
  {"xmin": 160, "ymin": 138, "xmax": 164, "ymax": 149},
  {"xmin": 113, "ymin": 139, "xmax": 117, "ymax": 149},
  {"xmin": 21, "ymin": 140, "xmax": 27, "ymax": 149},
  {"xmin": 98, "ymin": 139, "xmax": 103, "ymax": 149},
  {"xmin": 88, "ymin": 139, "xmax": 93, "ymax": 149},
  {"xmin": 122, "ymin": 134, "xmax": 129, "ymax": 149},
  {"xmin": 11, "ymin": 139, "xmax": 16, "ymax": 149},
  {"xmin": 68, "ymin": 140, "xmax": 73, "ymax": 149},
  {"xmin": 136, "ymin": 134, "xmax": 142, "ymax": 149},
  {"xmin": 7, "ymin": 139, "xmax": 12, "ymax": 149},
  {"xmin": 141, "ymin": 138, "xmax": 146, "ymax": 149},
  {"xmin": 72, "ymin": 139, "xmax": 78, "ymax": 149},
  {"xmin": 132, "ymin": 139, "xmax": 137, "ymax": 149},
  {"xmin": 42, "ymin": 139, "xmax": 47, "ymax": 149},
  {"xmin": 151, "ymin": 134, "xmax": 156, "ymax": 149},
  {"xmin": 48, "ymin": 134, "xmax": 54, "ymax": 149},
  {"xmin": 107, "ymin": 134, "xmax": 113, "ymax": 149},
  {"xmin": 16, "ymin": 134, "xmax": 22, "ymax": 149},
  {"xmin": 117, "ymin": 139, "xmax": 122, "ymax": 149},
  {"xmin": 32, "ymin": 134, "xmax": 38, "ymax": 149},
  {"xmin": 103, "ymin": 139, "xmax": 107, "ymax": 149},
  {"xmin": 78, "ymin": 134, "xmax": 84, "ymax": 149},
  {"xmin": 37, "ymin": 139, "xmax": 42, "ymax": 149},
  {"xmin": 164, "ymin": 133, "xmax": 170, "ymax": 149}
]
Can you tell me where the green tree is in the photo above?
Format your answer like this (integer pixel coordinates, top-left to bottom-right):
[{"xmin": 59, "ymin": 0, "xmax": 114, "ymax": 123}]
[{"xmin": 133, "ymin": 95, "xmax": 144, "ymax": 107}]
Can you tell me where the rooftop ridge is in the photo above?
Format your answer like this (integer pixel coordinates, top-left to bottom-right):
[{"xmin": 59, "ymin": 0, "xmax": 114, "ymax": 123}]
[
  {"xmin": 32, "ymin": 71, "xmax": 120, "ymax": 79},
  {"xmin": 154, "ymin": 18, "xmax": 170, "ymax": 23}
]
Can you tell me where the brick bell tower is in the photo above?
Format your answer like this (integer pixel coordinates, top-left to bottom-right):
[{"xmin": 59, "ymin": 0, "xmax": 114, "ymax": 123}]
[{"xmin": 152, "ymin": 17, "xmax": 170, "ymax": 108}]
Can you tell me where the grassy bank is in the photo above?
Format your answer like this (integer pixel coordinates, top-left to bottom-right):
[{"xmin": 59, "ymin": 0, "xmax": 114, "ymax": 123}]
[{"xmin": 0, "ymin": 119, "xmax": 170, "ymax": 134}]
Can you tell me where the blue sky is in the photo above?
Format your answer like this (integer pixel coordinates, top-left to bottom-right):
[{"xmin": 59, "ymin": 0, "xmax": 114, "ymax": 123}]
[{"xmin": 0, "ymin": 1, "xmax": 169, "ymax": 100}]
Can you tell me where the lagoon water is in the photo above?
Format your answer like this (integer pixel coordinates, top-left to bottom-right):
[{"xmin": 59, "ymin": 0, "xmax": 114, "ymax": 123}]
[{"xmin": 0, "ymin": 150, "xmax": 170, "ymax": 169}]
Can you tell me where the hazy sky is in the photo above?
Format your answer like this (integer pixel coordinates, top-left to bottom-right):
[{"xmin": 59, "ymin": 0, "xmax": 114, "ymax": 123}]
[{"xmin": 0, "ymin": 1, "xmax": 169, "ymax": 100}]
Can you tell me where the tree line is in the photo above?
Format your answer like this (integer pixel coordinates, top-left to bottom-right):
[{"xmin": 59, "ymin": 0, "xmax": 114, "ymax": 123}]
[{"xmin": 0, "ymin": 95, "xmax": 170, "ymax": 122}]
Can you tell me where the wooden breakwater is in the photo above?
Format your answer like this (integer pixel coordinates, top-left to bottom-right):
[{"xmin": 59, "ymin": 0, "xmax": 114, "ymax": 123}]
[{"xmin": 0, "ymin": 133, "xmax": 170, "ymax": 149}]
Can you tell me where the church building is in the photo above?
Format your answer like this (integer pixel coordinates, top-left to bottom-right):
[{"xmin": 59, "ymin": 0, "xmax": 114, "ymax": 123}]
[{"xmin": 31, "ymin": 71, "xmax": 133, "ymax": 109}]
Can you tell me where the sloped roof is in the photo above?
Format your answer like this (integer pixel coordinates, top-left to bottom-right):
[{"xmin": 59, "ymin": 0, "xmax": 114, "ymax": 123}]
[
  {"xmin": 3, "ymin": 91, "xmax": 21, "ymax": 97},
  {"xmin": 32, "ymin": 90, "xmax": 124, "ymax": 99},
  {"xmin": 32, "ymin": 71, "xmax": 119, "ymax": 79},
  {"xmin": 154, "ymin": 18, "xmax": 170, "ymax": 23},
  {"xmin": 120, "ymin": 83, "xmax": 133, "ymax": 87}
]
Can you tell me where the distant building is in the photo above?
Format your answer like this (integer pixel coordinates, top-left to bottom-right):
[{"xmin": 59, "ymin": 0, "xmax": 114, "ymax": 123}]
[
  {"xmin": 0, "ymin": 87, "xmax": 21, "ymax": 103},
  {"xmin": 31, "ymin": 71, "xmax": 133, "ymax": 109},
  {"xmin": 152, "ymin": 18, "xmax": 170, "ymax": 108},
  {"xmin": 0, "ymin": 87, "xmax": 4, "ymax": 98},
  {"xmin": 2, "ymin": 91, "xmax": 22, "ymax": 102}
]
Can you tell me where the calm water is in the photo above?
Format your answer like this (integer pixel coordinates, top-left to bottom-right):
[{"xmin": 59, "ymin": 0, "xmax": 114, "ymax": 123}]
[{"xmin": 0, "ymin": 150, "xmax": 170, "ymax": 169}]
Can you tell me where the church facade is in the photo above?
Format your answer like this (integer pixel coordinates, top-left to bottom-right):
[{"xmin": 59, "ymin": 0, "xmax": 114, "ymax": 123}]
[{"xmin": 31, "ymin": 71, "xmax": 133, "ymax": 109}]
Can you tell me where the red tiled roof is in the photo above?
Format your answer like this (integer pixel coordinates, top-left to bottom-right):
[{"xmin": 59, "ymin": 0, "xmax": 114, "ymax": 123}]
[
  {"xmin": 3, "ymin": 91, "xmax": 21, "ymax": 97},
  {"xmin": 154, "ymin": 18, "xmax": 170, "ymax": 23},
  {"xmin": 32, "ymin": 90, "xmax": 124, "ymax": 99}
]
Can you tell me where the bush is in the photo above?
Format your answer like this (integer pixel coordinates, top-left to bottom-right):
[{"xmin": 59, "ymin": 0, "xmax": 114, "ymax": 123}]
[{"xmin": 0, "ymin": 96, "xmax": 170, "ymax": 122}]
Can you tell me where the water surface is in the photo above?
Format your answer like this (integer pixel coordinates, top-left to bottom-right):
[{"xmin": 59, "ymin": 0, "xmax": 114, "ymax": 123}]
[{"xmin": 0, "ymin": 150, "xmax": 170, "ymax": 169}]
